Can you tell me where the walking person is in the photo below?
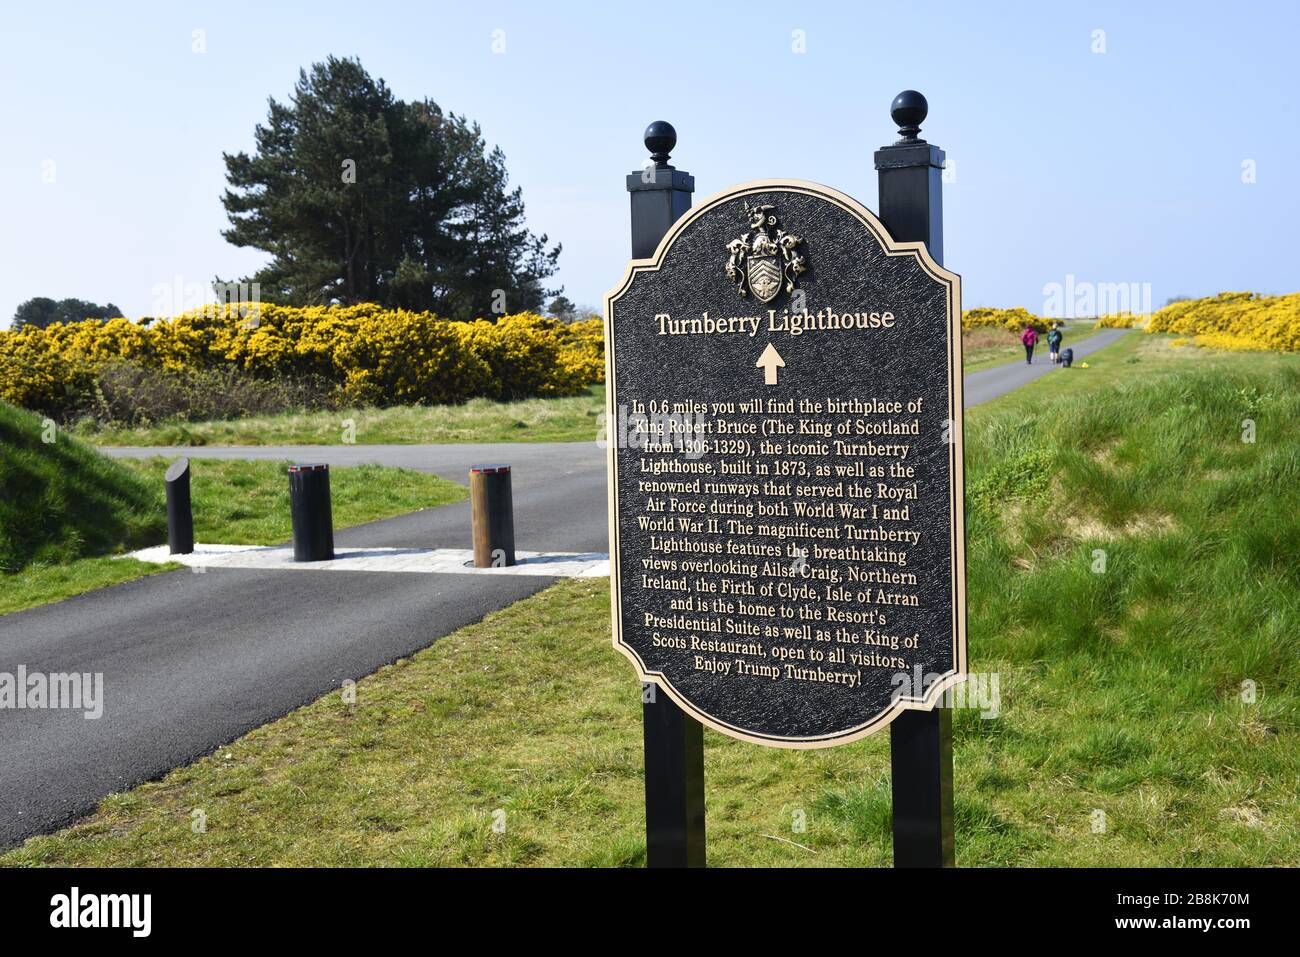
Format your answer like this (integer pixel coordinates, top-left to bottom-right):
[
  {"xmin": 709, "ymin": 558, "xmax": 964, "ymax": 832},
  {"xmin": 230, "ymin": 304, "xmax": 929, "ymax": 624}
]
[
  {"xmin": 1021, "ymin": 325, "xmax": 1039, "ymax": 364},
  {"xmin": 1047, "ymin": 323, "xmax": 1063, "ymax": 364}
]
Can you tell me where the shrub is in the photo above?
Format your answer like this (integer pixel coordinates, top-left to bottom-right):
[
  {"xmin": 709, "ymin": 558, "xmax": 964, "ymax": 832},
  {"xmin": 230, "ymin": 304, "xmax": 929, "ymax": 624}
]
[
  {"xmin": 1146, "ymin": 291, "xmax": 1300, "ymax": 352},
  {"xmin": 0, "ymin": 304, "xmax": 607, "ymax": 419},
  {"xmin": 461, "ymin": 313, "xmax": 590, "ymax": 400},
  {"xmin": 331, "ymin": 310, "xmax": 492, "ymax": 406},
  {"xmin": 557, "ymin": 317, "xmax": 606, "ymax": 385},
  {"xmin": 962, "ymin": 307, "xmax": 1051, "ymax": 333},
  {"xmin": 1095, "ymin": 313, "xmax": 1141, "ymax": 329},
  {"xmin": 0, "ymin": 324, "xmax": 97, "ymax": 417},
  {"xmin": 88, "ymin": 362, "xmax": 339, "ymax": 427}
]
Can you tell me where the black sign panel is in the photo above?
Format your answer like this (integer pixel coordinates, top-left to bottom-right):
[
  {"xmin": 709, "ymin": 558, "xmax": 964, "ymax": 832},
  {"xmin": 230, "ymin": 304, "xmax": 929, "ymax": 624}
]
[{"xmin": 604, "ymin": 180, "xmax": 965, "ymax": 747}]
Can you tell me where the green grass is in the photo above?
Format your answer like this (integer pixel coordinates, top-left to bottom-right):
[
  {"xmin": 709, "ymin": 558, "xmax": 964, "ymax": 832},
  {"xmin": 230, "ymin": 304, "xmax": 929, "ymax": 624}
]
[
  {"xmin": 6, "ymin": 334, "xmax": 1298, "ymax": 866},
  {"xmin": 0, "ymin": 557, "xmax": 178, "ymax": 618},
  {"xmin": 0, "ymin": 401, "xmax": 163, "ymax": 572},
  {"xmin": 80, "ymin": 386, "xmax": 607, "ymax": 447},
  {"xmin": 1, "ymin": 450, "xmax": 466, "ymax": 617},
  {"xmin": 114, "ymin": 457, "xmax": 464, "ymax": 547},
  {"xmin": 0, "ymin": 401, "xmax": 181, "ymax": 614}
]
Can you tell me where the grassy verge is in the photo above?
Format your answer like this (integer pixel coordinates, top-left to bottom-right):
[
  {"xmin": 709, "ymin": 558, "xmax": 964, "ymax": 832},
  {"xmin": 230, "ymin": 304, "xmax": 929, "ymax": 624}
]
[
  {"xmin": 0, "ymin": 401, "xmax": 162, "ymax": 571},
  {"xmin": 963, "ymin": 321, "xmax": 1104, "ymax": 373},
  {"xmin": 2, "ymin": 459, "xmax": 465, "ymax": 617},
  {"xmin": 115, "ymin": 458, "xmax": 465, "ymax": 546},
  {"xmin": 6, "ymin": 335, "xmax": 1297, "ymax": 866},
  {"xmin": 71, "ymin": 326, "xmax": 1103, "ymax": 449},
  {"xmin": 79, "ymin": 386, "xmax": 607, "ymax": 447},
  {"xmin": 0, "ymin": 558, "xmax": 178, "ymax": 618}
]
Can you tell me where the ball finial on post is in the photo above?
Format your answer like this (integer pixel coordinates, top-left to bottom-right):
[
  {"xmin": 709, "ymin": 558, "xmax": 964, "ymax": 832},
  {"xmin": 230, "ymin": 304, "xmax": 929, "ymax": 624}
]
[
  {"xmin": 644, "ymin": 120, "xmax": 677, "ymax": 168},
  {"xmin": 890, "ymin": 90, "xmax": 928, "ymax": 144}
]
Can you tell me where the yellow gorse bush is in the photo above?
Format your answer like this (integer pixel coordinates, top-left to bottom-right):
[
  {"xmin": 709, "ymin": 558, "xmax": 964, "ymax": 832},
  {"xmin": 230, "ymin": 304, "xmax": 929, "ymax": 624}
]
[
  {"xmin": 0, "ymin": 304, "xmax": 606, "ymax": 416},
  {"xmin": 1095, "ymin": 313, "xmax": 1141, "ymax": 329},
  {"xmin": 961, "ymin": 307, "xmax": 1051, "ymax": 333},
  {"xmin": 1145, "ymin": 291, "xmax": 1300, "ymax": 352},
  {"xmin": 554, "ymin": 317, "xmax": 606, "ymax": 391},
  {"xmin": 964, "ymin": 308, "xmax": 1150, "ymax": 333}
]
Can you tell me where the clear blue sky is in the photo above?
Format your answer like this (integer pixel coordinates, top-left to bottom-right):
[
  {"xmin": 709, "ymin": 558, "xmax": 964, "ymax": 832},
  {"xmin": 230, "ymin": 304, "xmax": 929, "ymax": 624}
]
[{"xmin": 1, "ymin": 0, "xmax": 1295, "ymax": 321}]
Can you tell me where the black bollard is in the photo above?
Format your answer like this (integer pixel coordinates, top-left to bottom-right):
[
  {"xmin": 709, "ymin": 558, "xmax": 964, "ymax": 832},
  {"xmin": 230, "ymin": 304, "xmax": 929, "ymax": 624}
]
[
  {"xmin": 288, "ymin": 464, "xmax": 334, "ymax": 562},
  {"xmin": 165, "ymin": 457, "xmax": 194, "ymax": 555},
  {"xmin": 469, "ymin": 465, "xmax": 515, "ymax": 567}
]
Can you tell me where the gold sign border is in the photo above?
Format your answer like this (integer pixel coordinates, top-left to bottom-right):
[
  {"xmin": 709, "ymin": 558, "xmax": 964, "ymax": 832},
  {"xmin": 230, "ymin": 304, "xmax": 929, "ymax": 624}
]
[{"xmin": 603, "ymin": 178, "xmax": 966, "ymax": 749}]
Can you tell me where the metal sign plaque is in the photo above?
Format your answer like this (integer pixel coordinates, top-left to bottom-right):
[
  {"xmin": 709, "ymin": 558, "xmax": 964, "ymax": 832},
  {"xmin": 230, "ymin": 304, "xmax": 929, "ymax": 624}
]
[{"xmin": 605, "ymin": 180, "xmax": 965, "ymax": 748}]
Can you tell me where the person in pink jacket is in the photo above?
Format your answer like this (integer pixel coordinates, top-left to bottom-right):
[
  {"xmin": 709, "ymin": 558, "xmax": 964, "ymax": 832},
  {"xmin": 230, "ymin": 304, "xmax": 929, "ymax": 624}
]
[{"xmin": 1021, "ymin": 325, "xmax": 1039, "ymax": 364}]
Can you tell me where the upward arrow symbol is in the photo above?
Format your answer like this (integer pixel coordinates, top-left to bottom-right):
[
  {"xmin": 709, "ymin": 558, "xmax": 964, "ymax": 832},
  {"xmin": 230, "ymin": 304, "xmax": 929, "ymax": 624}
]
[{"xmin": 756, "ymin": 342, "xmax": 785, "ymax": 386}]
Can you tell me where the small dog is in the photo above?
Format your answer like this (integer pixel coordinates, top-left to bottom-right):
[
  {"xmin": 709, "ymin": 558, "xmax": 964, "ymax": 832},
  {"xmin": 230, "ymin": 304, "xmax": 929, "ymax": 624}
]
[{"xmin": 1061, "ymin": 348, "xmax": 1074, "ymax": 368}]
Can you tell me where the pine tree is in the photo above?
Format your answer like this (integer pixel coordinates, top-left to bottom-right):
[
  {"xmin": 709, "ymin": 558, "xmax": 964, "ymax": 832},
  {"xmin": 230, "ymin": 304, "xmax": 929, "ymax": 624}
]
[
  {"xmin": 11, "ymin": 297, "xmax": 124, "ymax": 330},
  {"xmin": 221, "ymin": 57, "xmax": 559, "ymax": 319}
]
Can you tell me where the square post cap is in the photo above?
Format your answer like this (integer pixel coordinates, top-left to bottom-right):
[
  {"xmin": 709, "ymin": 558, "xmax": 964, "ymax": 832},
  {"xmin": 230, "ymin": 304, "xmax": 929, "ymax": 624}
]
[
  {"xmin": 874, "ymin": 90, "xmax": 945, "ymax": 169},
  {"xmin": 627, "ymin": 120, "xmax": 695, "ymax": 192}
]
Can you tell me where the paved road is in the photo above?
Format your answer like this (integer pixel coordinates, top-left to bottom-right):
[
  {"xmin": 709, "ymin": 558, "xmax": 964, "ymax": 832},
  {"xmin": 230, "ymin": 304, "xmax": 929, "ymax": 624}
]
[
  {"xmin": 1, "ymin": 332, "xmax": 1128, "ymax": 849},
  {"xmin": 0, "ymin": 443, "xmax": 605, "ymax": 849},
  {"xmin": 962, "ymin": 327, "xmax": 1130, "ymax": 407}
]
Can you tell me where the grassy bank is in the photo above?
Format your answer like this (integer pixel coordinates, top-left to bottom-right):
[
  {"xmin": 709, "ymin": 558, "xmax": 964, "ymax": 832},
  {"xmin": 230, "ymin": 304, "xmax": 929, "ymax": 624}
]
[
  {"xmin": 0, "ymin": 401, "xmax": 162, "ymax": 572},
  {"xmin": 1, "ymin": 400, "xmax": 170, "ymax": 612},
  {"xmin": 79, "ymin": 387, "xmax": 607, "ymax": 447},
  {"xmin": 1, "ymin": 456, "xmax": 465, "ymax": 617},
  {"xmin": 7, "ymin": 335, "xmax": 1297, "ymax": 866}
]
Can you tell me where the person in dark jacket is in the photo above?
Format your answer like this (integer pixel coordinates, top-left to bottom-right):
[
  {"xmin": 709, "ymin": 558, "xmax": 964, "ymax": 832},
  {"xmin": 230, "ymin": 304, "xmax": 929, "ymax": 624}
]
[
  {"xmin": 1021, "ymin": 326, "xmax": 1039, "ymax": 364},
  {"xmin": 1047, "ymin": 323, "xmax": 1063, "ymax": 364}
]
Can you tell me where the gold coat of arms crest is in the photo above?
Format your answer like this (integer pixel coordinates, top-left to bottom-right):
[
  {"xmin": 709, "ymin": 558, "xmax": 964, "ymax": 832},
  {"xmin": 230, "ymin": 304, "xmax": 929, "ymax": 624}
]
[{"xmin": 724, "ymin": 203, "xmax": 806, "ymax": 303}]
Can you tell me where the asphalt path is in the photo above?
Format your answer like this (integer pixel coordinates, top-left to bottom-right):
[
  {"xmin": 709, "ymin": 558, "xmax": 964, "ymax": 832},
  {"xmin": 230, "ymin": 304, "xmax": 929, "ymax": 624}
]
[
  {"xmin": 961, "ymin": 327, "xmax": 1129, "ymax": 407},
  {"xmin": 0, "ymin": 330, "xmax": 1128, "ymax": 849},
  {"xmin": 0, "ymin": 442, "xmax": 605, "ymax": 848}
]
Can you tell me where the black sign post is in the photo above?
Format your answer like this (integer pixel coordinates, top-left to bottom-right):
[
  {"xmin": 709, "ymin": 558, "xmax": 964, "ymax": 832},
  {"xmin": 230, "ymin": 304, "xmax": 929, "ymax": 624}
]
[
  {"xmin": 610, "ymin": 97, "xmax": 964, "ymax": 867},
  {"xmin": 875, "ymin": 91, "xmax": 956, "ymax": 868},
  {"xmin": 873, "ymin": 93, "xmax": 956, "ymax": 868},
  {"xmin": 626, "ymin": 121, "xmax": 706, "ymax": 868}
]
